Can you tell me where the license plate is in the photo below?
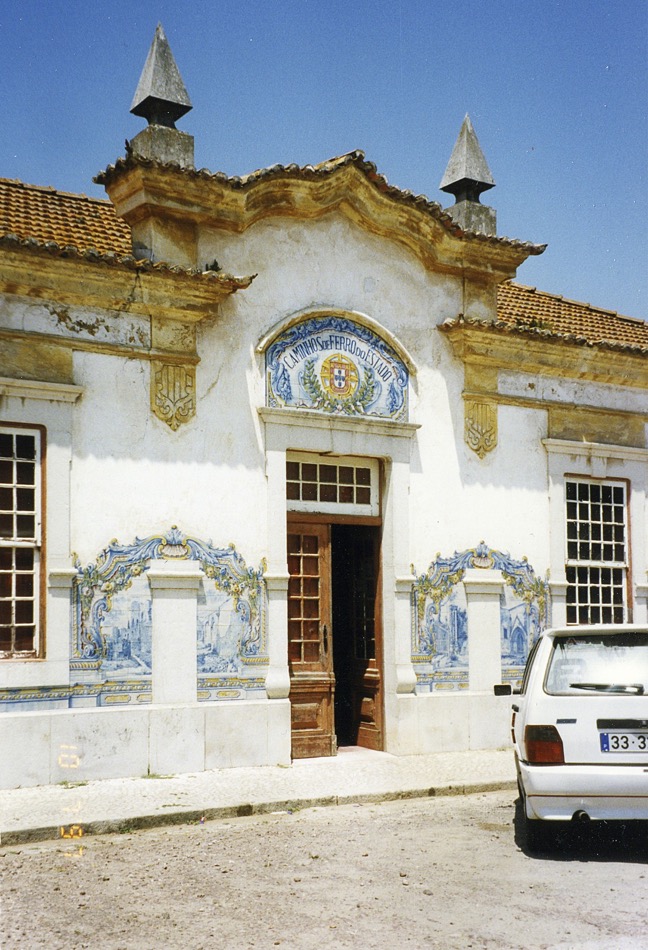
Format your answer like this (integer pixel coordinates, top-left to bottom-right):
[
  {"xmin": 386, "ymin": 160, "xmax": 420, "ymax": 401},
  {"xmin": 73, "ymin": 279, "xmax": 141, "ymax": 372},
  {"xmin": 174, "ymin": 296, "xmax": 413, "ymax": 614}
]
[{"xmin": 600, "ymin": 732, "xmax": 648, "ymax": 753}]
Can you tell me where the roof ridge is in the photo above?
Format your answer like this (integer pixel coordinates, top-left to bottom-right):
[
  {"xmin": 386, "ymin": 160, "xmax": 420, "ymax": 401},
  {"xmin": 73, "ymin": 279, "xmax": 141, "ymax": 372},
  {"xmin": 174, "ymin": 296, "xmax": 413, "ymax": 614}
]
[{"xmin": 0, "ymin": 176, "xmax": 112, "ymax": 206}]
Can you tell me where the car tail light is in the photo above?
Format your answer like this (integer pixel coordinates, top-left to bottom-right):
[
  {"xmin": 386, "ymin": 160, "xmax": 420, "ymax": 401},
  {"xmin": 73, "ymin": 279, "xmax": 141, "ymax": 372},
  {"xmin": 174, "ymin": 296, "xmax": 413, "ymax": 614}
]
[{"xmin": 525, "ymin": 725, "xmax": 565, "ymax": 765}]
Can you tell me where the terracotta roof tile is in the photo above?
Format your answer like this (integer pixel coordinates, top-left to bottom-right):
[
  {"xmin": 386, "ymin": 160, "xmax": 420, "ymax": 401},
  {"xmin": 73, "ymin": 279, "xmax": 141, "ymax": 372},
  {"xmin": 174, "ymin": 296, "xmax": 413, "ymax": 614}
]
[
  {"xmin": 0, "ymin": 178, "xmax": 131, "ymax": 255},
  {"xmin": 497, "ymin": 282, "xmax": 648, "ymax": 352}
]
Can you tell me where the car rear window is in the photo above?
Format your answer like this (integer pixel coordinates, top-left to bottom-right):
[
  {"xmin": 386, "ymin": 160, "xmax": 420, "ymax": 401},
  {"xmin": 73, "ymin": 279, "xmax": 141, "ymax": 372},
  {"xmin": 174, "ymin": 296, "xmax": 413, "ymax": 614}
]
[{"xmin": 545, "ymin": 632, "xmax": 648, "ymax": 696}]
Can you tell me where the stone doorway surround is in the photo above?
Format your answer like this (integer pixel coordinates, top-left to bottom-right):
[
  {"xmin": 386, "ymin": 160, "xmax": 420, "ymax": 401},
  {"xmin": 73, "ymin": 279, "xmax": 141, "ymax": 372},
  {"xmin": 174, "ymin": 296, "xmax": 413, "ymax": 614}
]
[{"xmin": 258, "ymin": 406, "xmax": 420, "ymax": 754}]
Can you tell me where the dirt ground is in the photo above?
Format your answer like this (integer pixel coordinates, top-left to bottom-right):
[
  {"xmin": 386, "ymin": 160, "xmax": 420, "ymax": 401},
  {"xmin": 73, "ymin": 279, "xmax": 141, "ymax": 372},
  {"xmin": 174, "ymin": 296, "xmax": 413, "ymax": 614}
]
[{"xmin": 1, "ymin": 789, "xmax": 647, "ymax": 949}]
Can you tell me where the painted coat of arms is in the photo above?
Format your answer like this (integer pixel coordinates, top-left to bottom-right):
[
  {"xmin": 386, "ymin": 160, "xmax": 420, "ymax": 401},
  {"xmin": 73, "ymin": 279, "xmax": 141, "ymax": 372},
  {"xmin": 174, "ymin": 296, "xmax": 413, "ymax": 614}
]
[{"xmin": 321, "ymin": 354, "xmax": 359, "ymax": 397}]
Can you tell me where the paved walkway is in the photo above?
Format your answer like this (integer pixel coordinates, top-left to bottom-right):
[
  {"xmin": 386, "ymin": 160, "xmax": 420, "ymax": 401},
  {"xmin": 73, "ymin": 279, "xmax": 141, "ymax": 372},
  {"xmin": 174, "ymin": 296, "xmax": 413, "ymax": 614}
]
[{"xmin": 0, "ymin": 747, "xmax": 516, "ymax": 845}]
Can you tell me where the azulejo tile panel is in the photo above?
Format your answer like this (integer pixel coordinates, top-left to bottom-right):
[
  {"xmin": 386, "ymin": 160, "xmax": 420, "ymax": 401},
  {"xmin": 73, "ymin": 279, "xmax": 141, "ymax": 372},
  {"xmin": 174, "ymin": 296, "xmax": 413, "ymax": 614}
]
[
  {"xmin": 57, "ymin": 526, "xmax": 268, "ymax": 706},
  {"xmin": 265, "ymin": 315, "xmax": 409, "ymax": 420},
  {"xmin": 412, "ymin": 542, "xmax": 550, "ymax": 691}
]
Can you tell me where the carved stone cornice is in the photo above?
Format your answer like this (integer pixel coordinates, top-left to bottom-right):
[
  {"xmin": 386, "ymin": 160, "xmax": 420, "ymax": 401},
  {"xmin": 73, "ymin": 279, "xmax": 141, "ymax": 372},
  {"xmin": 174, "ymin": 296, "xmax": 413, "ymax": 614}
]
[
  {"xmin": 440, "ymin": 318, "xmax": 648, "ymax": 389},
  {"xmin": 0, "ymin": 239, "xmax": 254, "ymax": 325},
  {"xmin": 443, "ymin": 319, "xmax": 648, "ymax": 458},
  {"xmin": 99, "ymin": 156, "xmax": 543, "ymax": 283},
  {"xmin": 0, "ymin": 376, "xmax": 82, "ymax": 403}
]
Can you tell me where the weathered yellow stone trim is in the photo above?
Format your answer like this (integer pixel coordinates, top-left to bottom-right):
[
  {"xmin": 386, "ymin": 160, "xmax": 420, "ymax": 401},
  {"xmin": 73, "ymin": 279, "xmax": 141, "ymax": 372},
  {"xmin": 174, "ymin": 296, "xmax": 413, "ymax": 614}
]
[
  {"xmin": 462, "ymin": 390, "xmax": 647, "ymax": 450},
  {"xmin": 0, "ymin": 244, "xmax": 250, "ymax": 325},
  {"xmin": 151, "ymin": 360, "xmax": 196, "ymax": 430},
  {"xmin": 0, "ymin": 327, "xmax": 199, "ymax": 366},
  {"xmin": 103, "ymin": 162, "xmax": 537, "ymax": 284},
  {"xmin": 548, "ymin": 407, "xmax": 645, "ymax": 447},
  {"xmin": 463, "ymin": 388, "xmax": 648, "ymax": 422},
  {"xmin": 449, "ymin": 321, "xmax": 648, "ymax": 455},
  {"xmin": 464, "ymin": 399, "xmax": 498, "ymax": 457},
  {"xmin": 0, "ymin": 336, "xmax": 74, "ymax": 385},
  {"xmin": 441, "ymin": 321, "xmax": 648, "ymax": 390}
]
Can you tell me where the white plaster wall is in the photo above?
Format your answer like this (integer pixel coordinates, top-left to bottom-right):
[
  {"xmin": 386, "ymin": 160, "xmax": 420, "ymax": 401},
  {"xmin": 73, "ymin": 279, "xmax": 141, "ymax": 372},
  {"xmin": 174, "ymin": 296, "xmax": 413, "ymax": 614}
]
[
  {"xmin": 65, "ymin": 211, "xmax": 466, "ymax": 569},
  {"xmin": 195, "ymin": 212, "xmax": 553, "ymax": 758},
  {"xmin": 200, "ymin": 214, "xmax": 462, "ymax": 341},
  {"xmin": 69, "ymin": 349, "xmax": 268, "ymax": 564},
  {"xmin": 410, "ymin": 394, "xmax": 551, "ymax": 574}
]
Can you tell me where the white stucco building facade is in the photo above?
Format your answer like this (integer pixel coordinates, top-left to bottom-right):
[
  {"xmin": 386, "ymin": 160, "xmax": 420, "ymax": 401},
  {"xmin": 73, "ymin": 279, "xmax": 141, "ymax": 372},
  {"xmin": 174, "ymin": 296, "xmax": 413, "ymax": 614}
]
[{"xmin": 1, "ymin": 29, "xmax": 646, "ymax": 789}]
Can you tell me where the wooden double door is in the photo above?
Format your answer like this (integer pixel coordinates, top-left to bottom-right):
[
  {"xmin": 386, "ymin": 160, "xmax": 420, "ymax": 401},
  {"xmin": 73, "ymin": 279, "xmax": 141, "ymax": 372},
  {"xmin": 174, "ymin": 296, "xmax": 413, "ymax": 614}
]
[{"xmin": 288, "ymin": 519, "xmax": 383, "ymax": 758}]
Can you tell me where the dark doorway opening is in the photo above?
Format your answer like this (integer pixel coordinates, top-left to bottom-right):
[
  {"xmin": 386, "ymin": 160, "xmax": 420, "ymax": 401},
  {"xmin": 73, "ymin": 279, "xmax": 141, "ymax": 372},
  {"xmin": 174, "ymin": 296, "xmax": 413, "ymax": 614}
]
[{"xmin": 331, "ymin": 523, "xmax": 383, "ymax": 749}]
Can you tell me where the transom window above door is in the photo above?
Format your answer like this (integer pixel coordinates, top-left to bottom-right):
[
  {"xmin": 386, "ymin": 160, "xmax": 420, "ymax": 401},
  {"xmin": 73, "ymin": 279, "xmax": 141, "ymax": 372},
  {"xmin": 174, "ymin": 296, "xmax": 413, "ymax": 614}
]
[{"xmin": 286, "ymin": 453, "xmax": 380, "ymax": 517}]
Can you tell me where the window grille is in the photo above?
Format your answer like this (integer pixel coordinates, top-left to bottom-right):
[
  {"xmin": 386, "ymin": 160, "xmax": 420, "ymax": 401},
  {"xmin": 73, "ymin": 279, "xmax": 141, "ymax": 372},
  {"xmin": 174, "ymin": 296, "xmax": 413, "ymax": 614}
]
[
  {"xmin": 565, "ymin": 479, "xmax": 627, "ymax": 625},
  {"xmin": 0, "ymin": 428, "xmax": 41, "ymax": 658}
]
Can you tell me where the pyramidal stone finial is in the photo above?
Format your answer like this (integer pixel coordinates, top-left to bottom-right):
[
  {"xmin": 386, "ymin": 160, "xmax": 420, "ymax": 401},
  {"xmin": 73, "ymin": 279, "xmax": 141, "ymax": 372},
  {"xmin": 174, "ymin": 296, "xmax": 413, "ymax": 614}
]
[
  {"xmin": 130, "ymin": 23, "xmax": 192, "ymax": 129},
  {"xmin": 440, "ymin": 114, "xmax": 495, "ymax": 203},
  {"xmin": 439, "ymin": 115, "xmax": 497, "ymax": 235}
]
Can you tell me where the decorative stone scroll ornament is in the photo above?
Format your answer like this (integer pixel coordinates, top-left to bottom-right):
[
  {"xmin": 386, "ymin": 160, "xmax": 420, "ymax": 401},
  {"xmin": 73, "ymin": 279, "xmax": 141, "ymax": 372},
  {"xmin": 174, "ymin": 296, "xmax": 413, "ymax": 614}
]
[
  {"xmin": 464, "ymin": 398, "xmax": 497, "ymax": 458},
  {"xmin": 265, "ymin": 315, "xmax": 409, "ymax": 421},
  {"xmin": 151, "ymin": 360, "xmax": 196, "ymax": 430}
]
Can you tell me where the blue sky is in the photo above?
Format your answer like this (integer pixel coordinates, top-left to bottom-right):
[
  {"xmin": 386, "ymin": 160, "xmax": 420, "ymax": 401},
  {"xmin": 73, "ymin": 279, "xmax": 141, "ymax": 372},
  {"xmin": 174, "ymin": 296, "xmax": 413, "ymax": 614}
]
[{"xmin": 1, "ymin": 1, "xmax": 646, "ymax": 317}]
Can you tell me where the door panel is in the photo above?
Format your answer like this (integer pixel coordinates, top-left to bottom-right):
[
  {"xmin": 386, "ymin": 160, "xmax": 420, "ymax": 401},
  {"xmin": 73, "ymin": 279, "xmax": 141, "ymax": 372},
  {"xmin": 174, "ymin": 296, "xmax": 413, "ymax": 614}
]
[{"xmin": 287, "ymin": 523, "xmax": 336, "ymax": 758}]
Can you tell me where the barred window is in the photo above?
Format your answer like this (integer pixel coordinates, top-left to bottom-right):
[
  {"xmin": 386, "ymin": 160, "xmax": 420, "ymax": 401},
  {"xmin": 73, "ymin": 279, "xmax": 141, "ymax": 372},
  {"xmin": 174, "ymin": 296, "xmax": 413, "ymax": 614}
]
[
  {"xmin": 565, "ymin": 479, "xmax": 627, "ymax": 625},
  {"xmin": 0, "ymin": 427, "xmax": 42, "ymax": 658}
]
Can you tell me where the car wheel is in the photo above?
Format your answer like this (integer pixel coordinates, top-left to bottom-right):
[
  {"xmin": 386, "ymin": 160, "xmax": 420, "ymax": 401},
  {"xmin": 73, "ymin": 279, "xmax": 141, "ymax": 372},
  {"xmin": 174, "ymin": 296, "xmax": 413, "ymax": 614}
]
[
  {"xmin": 518, "ymin": 781, "xmax": 554, "ymax": 853},
  {"xmin": 524, "ymin": 814, "xmax": 554, "ymax": 853}
]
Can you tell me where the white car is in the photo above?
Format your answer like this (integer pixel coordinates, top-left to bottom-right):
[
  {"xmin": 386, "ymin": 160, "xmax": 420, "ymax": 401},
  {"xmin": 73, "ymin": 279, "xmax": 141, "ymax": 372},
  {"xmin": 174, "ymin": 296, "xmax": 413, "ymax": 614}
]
[{"xmin": 512, "ymin": 624, "xmax": 648, "ymax": 850}]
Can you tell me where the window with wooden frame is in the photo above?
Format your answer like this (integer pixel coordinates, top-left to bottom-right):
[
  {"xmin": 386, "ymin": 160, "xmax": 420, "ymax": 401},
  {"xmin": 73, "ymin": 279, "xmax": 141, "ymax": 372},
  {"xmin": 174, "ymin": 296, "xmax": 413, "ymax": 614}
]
[
  {"xmin": 565, "ymin": 478, "xmax": 628, "ymax": 625},
  {"xmin": 0, "ymin": 426, "xmax": 43, "ymax": 658},
  {"xmin": 286, "ymin": 453, "xmax": 380, "ymax": 518}
]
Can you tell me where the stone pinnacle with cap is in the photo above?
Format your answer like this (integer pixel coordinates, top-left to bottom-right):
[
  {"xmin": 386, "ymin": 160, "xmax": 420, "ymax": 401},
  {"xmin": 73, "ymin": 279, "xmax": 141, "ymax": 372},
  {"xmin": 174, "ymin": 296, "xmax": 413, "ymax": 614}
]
[
  {"xmin": 439, "ymin": 115, "xmax": 497, "ymax": 235},
  {"xmin": 130, "ymin": 23, "xmax": 192, "ymax": 129},
  {"xmin": 127, "ymin": 23, "xmax": 194, "ymax": 168}
]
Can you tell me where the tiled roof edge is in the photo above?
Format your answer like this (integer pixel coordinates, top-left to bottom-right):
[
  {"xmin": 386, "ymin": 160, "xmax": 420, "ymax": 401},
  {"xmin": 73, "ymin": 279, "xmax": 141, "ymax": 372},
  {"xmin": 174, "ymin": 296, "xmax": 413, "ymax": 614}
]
[
  {"xmin": 440, "ymin": 312, "xmax": 648, "ymax": 355},
  {"xmin": 0, "ymin": 232, "xmax": 255, "ymax": 288},
  {"xmin": 94, "ymin": 152, "xmax": 546, "ymax": 255},
  {"xmin": 505, "ymin": 281, "xmax": 644, "ymax": 326}
]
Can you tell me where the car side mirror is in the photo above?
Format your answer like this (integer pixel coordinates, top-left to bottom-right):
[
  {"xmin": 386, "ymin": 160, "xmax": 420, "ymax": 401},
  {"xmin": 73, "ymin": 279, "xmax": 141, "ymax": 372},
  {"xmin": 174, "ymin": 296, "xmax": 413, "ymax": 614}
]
[{"xmin": 493, "ymin": 684, "xmax": 512, "ymax": 696}]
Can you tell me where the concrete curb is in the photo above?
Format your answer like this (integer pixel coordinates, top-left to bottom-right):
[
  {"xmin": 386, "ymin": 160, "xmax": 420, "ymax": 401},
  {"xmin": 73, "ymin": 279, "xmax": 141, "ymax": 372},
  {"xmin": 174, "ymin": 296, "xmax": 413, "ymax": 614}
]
[{"xmin": 0, "ymin": 778, "xmax": 516, "ymax": 846}]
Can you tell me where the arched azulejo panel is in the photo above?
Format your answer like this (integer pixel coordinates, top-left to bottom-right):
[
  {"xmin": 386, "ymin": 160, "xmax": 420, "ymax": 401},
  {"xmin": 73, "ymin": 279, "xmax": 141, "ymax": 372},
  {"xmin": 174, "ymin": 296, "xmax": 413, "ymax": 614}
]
[
  {"xmin": 412, "ymin": 543, "xmax": 550, "ymax": 692},
  {"xmin": 264, "ymin": 313, "xmax": 409, "ymax": 421},
  {"xmin": 72, "ymin": 526, "xmax": 267, "ymax": 706}
]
